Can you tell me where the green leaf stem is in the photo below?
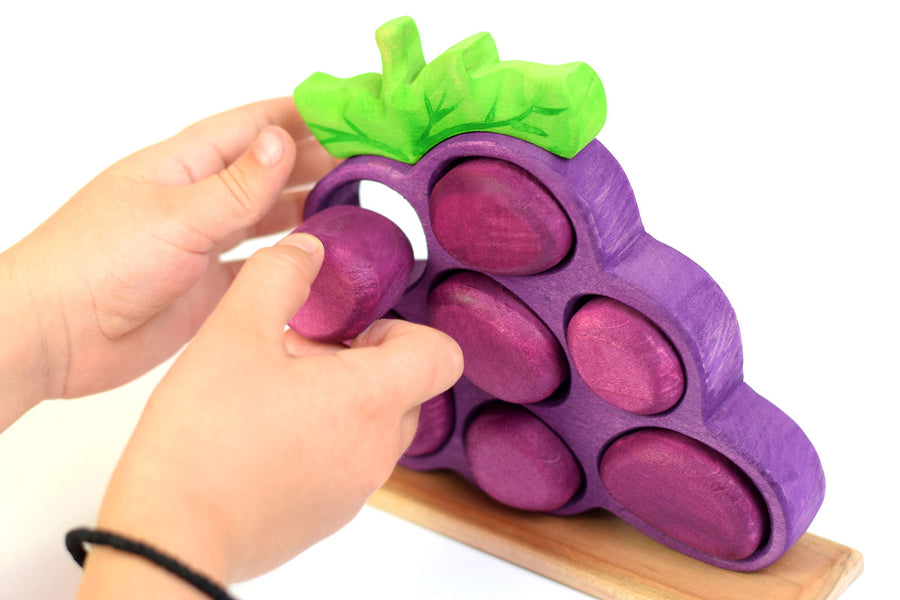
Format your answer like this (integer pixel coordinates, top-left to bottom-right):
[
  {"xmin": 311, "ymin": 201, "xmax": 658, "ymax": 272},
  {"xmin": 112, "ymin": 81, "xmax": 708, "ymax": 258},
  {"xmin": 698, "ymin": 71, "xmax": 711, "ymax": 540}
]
[{"xmin": 294, "ymin": 16, "xmax": 607, "ymax": 163}]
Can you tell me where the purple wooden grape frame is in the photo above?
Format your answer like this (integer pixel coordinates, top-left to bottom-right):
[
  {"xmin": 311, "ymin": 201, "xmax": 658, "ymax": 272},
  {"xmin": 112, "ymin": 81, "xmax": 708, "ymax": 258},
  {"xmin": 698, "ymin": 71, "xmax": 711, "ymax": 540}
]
[{"xmin": 302, "ymin": 132, "xmax": 825, "ymax": 571}]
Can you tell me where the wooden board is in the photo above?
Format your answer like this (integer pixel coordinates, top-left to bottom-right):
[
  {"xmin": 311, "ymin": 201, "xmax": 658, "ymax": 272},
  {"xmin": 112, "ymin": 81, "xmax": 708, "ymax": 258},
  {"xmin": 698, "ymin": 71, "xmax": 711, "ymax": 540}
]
[{"xmin": 369, "ymin": 467, "xmax": 862, "ymax": 600}]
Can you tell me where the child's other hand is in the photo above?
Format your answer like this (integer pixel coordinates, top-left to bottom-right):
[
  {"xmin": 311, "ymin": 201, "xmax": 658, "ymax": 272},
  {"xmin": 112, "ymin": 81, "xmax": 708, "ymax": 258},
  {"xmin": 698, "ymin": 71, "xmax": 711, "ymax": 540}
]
[
  {"xmin": 76, "ymin": 234, "xmax": 463, "ymax": 594},
  {"xmin": 4, "ymin": 98, "xmax": 336, "ymax": 406}
]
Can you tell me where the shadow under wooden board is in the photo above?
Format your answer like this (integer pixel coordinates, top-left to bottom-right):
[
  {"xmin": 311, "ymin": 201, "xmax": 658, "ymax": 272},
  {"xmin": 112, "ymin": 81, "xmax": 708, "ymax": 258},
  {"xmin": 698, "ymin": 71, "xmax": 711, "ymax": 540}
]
[{"xmin": 368, "ymin": 467, "xmax": 862, "ymax": 600}]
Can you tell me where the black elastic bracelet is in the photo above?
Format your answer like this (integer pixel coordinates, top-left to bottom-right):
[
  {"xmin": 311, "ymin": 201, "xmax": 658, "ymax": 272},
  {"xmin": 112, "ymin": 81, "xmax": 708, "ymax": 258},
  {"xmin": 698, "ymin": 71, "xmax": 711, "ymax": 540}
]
[{"xmin": 66, "ymin": 527, "xmax": 236, "ymax": 600}]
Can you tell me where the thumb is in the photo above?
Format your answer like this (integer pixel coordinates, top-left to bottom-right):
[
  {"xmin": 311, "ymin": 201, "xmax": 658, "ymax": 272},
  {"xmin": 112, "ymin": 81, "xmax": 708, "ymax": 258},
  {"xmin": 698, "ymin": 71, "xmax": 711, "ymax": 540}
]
[
  {"xmin": 172, "ymin": 126, "xmax": 296, "ymax": 245},
  {"xmin": 212, "ymin": 233, "xmax": 324, "ymax": 339}
]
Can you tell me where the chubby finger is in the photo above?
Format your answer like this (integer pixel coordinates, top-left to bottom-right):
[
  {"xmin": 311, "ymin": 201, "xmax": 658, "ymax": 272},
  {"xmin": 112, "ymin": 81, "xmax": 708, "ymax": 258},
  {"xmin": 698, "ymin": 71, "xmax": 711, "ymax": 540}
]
[
  {"xmin": 170, "ymin": 98, "xmax": 311, "ymax": 176},
  {"xmin": 208, "ymin": 188, "xmax": 311, "ymax": 257},
  {"xmin": 211, "ymin": 233, "xmax": 324, "ymax": 339},
  {"xmin": 343, "ymin": 319, "xmax": 464, "ymax": 409},
  {"xmin": 167, "ymin": 125, "xmax": 296, "ymax": 249},
  {"xmin": 182, "ymin": 97, "xmax": 313, "ymax": 153},
  {"xmin": 131, "ymin": 98, "xmax": 313, "ymax": 185}
]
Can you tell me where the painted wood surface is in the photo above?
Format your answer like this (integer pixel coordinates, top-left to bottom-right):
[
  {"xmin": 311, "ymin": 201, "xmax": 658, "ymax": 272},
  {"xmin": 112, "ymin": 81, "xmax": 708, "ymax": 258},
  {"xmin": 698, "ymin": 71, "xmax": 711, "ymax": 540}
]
[
  {"xmin": 405, "ymin": 390, "xmax": 455, "ymax": 457},
  {"xmin": 599, "ymin": 428, "xmax": 767, "ymax": 561},
  {"xmin": 429, "ymin": 157, "xmax": 573, "ymax": 275},
  {"xmin": 370, "ymin": 467, "xmax": 862, "ymax": 600},
  {"xmin": 302, "ymin": 132, "xmax": 826, "ymax": 570},
  {"xmin": 427, "ymin": 271, "xmax": 568, "ymax": 404},
  {"xmin": 293, "ymin": 17, "xmax": 606, "ymax": 163},
  {"xmin": 568, "ymin": 297, "xmax": 684, "ymax": 414},
  {"xmin": 465, "ymin": 403, "xmax": 583, "ymax": 511},
  {"xmin": 288, "ymin": 206, "xmax": 413, "ymax": 343}
]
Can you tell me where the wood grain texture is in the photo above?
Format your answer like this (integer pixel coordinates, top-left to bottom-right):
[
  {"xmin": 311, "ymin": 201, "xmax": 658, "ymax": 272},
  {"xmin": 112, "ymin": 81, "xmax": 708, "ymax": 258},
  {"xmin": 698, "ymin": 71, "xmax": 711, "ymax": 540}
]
[
  {"xmin": 405, "ymin": 391, "xmax": 455, "ymax": 457},
  {"xmin": 465, "ymin": 404, "xmax": 583, "ymax": 511},
  {"xmin": 288, "ymin": 206, "xmax": 413, "ymax": 342},
  {"xmin": 427, "ymin": 271, "xmax": 568, "ymax": 404},
  {"xmin": 599, "ymin": 429, "xmax": 767, "ymax": 561},
  {"xmin": 568, "ymin": 297, "xmax": 684, "ymax": 414},
  {"xmin": 429, "ymin": 158, "xmax": 573, "ymax": 275},
  {"xmin": 293, "ymin": 17, "xmax": 606, "ymax": 163},
  {"xmin": 370, "ymin": 467, "xmax": 862, "ymax": 600}
]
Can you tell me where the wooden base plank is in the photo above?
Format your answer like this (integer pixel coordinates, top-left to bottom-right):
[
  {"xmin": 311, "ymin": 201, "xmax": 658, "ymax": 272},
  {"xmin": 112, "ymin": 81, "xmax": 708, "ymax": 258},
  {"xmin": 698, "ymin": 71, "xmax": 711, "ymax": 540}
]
[{"xmin": 369, "ymin": 467, "xmax": 862, "ymax": 600}]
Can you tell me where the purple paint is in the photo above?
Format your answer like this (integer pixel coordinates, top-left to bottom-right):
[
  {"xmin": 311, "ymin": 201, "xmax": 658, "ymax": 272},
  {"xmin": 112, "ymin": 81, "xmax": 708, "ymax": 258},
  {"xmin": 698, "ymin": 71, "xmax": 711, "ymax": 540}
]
[
  {"xmin": 567, "ymin": 297, "xmax": 684, "ymax": 414},
  {"xmin": 405, "ymin": 390, "xmax": 455, "ymax": 457},
  {"xmin": 288, "ymin": 206, "xmax": 413, "ymax": 343},
  {"xmin": 600, "ymin": 428, "xmax": 768, "ymax": 561},
  {"xmin": 429, "ymin": 158, "xmax": 573, "ymax": 275},
  {"xmin": 300, "ymin": 133, "xmax": 825, "ymax": 570},
  {"xmin": 427, "ymin": 271, "xmax": 568, "ymax": 404},
  {"xmin": 466, "ymin": 404, "xmax": 583, "ymax": 511}
]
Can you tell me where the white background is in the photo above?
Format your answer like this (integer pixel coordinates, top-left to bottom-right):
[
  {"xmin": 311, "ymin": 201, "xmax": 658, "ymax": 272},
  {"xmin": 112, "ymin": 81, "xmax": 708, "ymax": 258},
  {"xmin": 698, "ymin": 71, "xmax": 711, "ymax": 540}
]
[{"xmin": 1, "ymin": 1, "xmax": 897, "ymax": 598}]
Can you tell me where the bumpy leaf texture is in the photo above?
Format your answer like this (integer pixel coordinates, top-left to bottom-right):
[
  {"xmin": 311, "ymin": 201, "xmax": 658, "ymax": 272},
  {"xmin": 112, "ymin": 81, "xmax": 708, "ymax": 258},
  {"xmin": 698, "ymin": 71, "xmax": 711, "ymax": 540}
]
[{"xmin": 294, "ymin": 16, "xmax": 607, "ymax": 163}]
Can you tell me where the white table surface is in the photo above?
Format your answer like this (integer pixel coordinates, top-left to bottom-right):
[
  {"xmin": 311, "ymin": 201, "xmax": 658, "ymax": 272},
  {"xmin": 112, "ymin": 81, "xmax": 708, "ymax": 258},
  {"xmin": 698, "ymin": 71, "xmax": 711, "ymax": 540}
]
[{"xmin": 1, "ymin": 2, "xmax": 896, "ymax": 598}]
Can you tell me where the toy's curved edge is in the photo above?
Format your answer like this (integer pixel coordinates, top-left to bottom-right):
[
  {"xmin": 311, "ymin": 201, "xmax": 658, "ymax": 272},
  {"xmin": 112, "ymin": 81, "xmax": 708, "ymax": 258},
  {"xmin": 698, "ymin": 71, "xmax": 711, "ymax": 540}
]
[{"xmin": 706, "ymin": 383, "xmax": 827, "ymax": 564}]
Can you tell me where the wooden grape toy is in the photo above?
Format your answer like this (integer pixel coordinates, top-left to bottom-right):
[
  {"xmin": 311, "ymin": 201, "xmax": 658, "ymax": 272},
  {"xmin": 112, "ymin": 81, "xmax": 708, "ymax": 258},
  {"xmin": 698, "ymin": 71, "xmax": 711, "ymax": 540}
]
[{"xmin": 289, "ymin": 17, "xmax": 825, "ymax": 572}]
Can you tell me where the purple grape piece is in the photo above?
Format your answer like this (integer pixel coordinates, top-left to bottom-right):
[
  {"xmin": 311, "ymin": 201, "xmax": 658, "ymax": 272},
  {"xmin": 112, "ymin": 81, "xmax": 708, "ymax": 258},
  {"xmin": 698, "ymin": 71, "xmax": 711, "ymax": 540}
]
[
  {"xmin": 568, "ymin": 296, "xmax": 684, "ymax": 414},
  {"xmin": 466, "ymin": 403, "xmax": 583, "ymax": 511},
  {"xmin": 288, "ymin": 206, "xmax": 413, "ymax": 343},
  {"xmin": 429, "ymin": 158, "xmax": 573, "ymax": 275},
  {"xmin": 405, "ymin": 390, "xmax": 455, "ymax": 457},
  {"xmin": 600, "ymin": 428, "xmax": 768, "ymax": 560},
  {"xmin": 427, "ymin": 271, "xmax": 567, "ymax": 404},
  {"xmin": 301, "ymin": 132, "xmax": 825, "ymax": 571}
]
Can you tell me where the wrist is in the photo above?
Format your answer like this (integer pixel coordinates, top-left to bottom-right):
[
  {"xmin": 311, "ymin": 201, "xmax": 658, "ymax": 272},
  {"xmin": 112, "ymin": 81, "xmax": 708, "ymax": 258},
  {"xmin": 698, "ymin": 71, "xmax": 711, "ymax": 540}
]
[
  {"xmin": 79, "ymin": 445, "xmax": 233, "ymax": 598},
  {"xmin": 0, "ymin": 247, "xmax": 56, "ymax": 430},
  {"xmin": 75, "ymin": 545, "xmax": 216, "ymax": 600},
  {"xmin": 76, "ymin": 473, "xmax": 231, "ymax": 600}
]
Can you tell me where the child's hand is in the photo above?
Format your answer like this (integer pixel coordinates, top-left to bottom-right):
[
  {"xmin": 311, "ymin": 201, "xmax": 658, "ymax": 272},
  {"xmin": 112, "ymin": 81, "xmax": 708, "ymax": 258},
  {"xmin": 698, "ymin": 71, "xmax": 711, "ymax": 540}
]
[
  {"xmin": 75, "ymin": 234, "xmax": 464, "ymax": 596},
  {"xmin": 1, "ymin": 97, "xmax": 337, "ymax": 418}
]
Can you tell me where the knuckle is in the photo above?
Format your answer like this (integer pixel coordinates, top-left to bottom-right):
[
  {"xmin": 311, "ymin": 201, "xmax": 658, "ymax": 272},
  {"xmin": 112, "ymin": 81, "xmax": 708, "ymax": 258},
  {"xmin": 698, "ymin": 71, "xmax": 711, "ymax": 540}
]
[{"xmin": 216, "ymin": 166, "xmax": 261, "ymax": 226}]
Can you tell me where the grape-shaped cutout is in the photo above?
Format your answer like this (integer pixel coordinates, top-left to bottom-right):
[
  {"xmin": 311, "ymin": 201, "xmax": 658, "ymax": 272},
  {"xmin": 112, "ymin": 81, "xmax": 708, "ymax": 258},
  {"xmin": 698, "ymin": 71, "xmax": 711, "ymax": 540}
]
[
  {"xmin": 289, "ymin": 206, "xmax": 413, "ymax": 343},
  {"xmin": 466, "ymin": 404, "xmax": 583, "ymax": 511},
  {"xmin": 405, "ymin": 390, "xmax": 455, "ymax": 457},
  {"xmin": 568, "ymin": 297, "xmax": 684, "ymax": 414},
  {"xmin": 430, "ymin": 158, "xmax": 573, "ymax": 275},
  {"xmin": 427, "ymin": 271, "xmax": 567, "ymax": 403},
  {"xmin": 600, "ymin": 428, "xmax": 768, "ymax": 560}
]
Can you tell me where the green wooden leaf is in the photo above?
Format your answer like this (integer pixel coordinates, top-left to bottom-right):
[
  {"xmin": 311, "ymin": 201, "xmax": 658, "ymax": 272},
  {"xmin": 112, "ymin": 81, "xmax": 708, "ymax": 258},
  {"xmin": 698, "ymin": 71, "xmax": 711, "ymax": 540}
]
[
  {"xmin": 294, "ymin": 16, "xmax": 606, "ymax": 163},
  {"xmin": 485, "ymin": 98, "xmax": 499, "ymax": 123},
  {"xmin": 509, "ymin": 120, "xmax": 549, "ymax": 137},
  {"xmin": 532, "ymin": 106, "xmax": 568, "ymax": 116}
]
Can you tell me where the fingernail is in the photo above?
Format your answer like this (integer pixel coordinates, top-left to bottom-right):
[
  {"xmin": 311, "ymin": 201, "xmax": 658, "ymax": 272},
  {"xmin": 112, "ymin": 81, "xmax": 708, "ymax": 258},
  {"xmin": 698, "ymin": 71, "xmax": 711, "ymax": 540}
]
[
  {"xmin": 253, "ymin": 128, "xmax": 285, "ymax": 167},
  {"xmin": 283, "ymin": 233, "xmax": 322, "ymax": 254}
]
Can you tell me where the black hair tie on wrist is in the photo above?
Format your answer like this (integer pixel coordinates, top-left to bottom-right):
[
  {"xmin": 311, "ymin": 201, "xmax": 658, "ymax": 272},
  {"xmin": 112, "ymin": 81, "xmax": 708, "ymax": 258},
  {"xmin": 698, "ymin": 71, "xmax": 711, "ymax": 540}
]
[{"xmin": 66, "ymin": 527, "xmax": 236, "ymax": 600}]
